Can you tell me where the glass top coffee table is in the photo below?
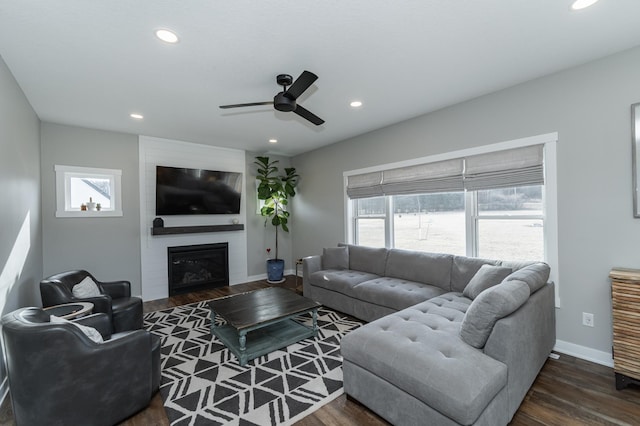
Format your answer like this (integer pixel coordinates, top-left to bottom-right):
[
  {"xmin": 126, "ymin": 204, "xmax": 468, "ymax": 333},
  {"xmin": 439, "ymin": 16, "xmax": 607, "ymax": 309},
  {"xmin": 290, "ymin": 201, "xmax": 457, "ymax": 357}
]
[{"xmin": 207, "ymin": 287, "xmax": 321, "ymax": 366}]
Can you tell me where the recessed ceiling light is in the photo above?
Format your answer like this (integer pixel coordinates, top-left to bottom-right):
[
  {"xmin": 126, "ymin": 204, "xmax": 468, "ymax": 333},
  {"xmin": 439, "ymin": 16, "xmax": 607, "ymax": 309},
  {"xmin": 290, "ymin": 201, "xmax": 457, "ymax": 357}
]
[
  {"xmin": 350, "ymin": 100, "xmax": 363, "ymax": 108},
  {"xmin": 268, "ymin": 139, "xmax": 278, "ymax": 144},
  {"xmin": 155, "ymin": 29, "xmax": 179, "ymax": 43},
  {"xmin": 570, "ymin": 0, "xmax": 600, "ymax": 10},
  {"xmin": 130, "ymin": 113, "xmax": 144, "ymax": 120}
]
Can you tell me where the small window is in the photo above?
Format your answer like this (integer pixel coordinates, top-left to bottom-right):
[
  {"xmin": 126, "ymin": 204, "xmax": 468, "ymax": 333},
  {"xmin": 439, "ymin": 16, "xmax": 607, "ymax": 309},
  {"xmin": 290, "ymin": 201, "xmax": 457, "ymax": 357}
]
[{"xmin": 55, "ymin": 165, "xmax": 123, "ymax": 217}]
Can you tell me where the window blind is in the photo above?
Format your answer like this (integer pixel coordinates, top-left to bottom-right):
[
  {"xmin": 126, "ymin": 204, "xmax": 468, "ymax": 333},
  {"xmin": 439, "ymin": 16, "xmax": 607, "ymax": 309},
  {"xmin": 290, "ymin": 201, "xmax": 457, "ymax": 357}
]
[
  {"xmin": 345, "ymin": 144, "xmax": 544, "ymax": 199},
  {"xmin": 346, "ymin": 171, "xmax": 383, "ymax": 199},
  {"xmin": 463, "ymin": 144, "xmax": 544, "ymax": 191},
  {"xmin": 381, "ymin": 158, "xmax": 464, "ymax": 195}
]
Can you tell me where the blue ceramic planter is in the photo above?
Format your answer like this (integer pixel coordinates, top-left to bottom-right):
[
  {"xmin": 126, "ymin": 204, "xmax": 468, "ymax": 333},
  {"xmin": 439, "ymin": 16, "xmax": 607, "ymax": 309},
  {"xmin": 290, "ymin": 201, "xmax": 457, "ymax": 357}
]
[{"xmin": 267, "ymin": 259, "xmax": 285, "ymax": 282}]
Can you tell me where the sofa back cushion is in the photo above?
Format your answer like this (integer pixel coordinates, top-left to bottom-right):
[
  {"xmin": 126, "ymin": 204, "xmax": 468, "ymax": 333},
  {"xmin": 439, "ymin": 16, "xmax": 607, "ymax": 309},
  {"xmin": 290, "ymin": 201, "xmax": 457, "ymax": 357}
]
[
  {"xmin": 344, "ymin": 244, "xmax": 388, "ymax": 276},
  {"xmin": 450, "ymin": 256, "xmax": 501, "ymax": 293},
  {"xmin": 386, "ymin": 249, "xmax": 453, "ymax": 290},
  {"xmin": 504, "ymin": 263, "xmax": 550, "ymax": 294},
  {"xmin": 322, "ymin": 247, "xmax": 349, "ymax": 270},
  {"xmin": 462, "ymin": 264, "xmax": 513, "ymax": 300},
  {"xmin": 460, "ymin": 279, "xmax": 530, "ymax": 348}
]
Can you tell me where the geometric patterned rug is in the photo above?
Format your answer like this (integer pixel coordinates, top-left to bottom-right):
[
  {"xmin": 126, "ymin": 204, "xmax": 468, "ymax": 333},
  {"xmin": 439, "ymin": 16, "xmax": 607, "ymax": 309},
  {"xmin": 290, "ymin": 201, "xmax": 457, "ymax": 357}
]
[{"xmin": 143, "ymin": 301, "xmax": 364, "ymax": 426}]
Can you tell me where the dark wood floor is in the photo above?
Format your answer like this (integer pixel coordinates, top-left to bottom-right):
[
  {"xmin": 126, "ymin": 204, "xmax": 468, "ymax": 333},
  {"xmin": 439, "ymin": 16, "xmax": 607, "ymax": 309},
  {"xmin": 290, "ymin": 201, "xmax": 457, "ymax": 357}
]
[{"xmin": 2, "ymin": 276, "xmax": 639, "ymax": 425}]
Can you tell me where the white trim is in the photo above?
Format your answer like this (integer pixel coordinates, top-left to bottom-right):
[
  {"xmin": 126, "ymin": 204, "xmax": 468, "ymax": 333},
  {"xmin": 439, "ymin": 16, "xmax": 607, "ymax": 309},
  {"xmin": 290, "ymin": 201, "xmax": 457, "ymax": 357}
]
[
  {"xmin": 344, "ymin": 176, "xmax": 352, "ymax": 243},
  {"xmin": 543, "ymin": 141, "xmax": 560, "ymax": 307},
  {"xmin": 246, "ymin": 268, "xmax": 295, "ymax": 283},
  {"xmin": 554, "ymin": 339, "xmax": 613, "ymax": 367},
  {"xmin": 343, "ymin": 132, "xmax": 558, "ymax": 177}
]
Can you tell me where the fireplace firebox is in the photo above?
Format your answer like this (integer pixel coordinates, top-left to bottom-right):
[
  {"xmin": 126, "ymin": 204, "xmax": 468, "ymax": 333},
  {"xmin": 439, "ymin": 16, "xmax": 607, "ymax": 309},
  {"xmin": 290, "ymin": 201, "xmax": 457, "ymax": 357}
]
[{"xmin": 167, "ymin": 243, "xmax": 229, "ymax": 295}]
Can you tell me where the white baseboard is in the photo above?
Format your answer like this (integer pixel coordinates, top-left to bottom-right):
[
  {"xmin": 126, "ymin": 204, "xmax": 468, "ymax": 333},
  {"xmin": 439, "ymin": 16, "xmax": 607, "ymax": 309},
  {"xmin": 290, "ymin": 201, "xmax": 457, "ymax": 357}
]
[
  {"xmin": 554, "ymin": 339, "xmax": 613, "ymax": 367},
  {"xmin": 245, "ymin": 269, "xmax": 295, "ymax": 284}
]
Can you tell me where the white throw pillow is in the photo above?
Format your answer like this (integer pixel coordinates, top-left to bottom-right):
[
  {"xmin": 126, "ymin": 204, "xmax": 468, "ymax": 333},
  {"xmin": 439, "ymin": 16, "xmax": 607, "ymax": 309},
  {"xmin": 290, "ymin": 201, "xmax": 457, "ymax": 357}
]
[
  {"xmin": 50, "ymin": 315, "xmax": 104, "ymax": 343},
  {"xmin": 72, "ymin": 276, "xmax": 101, "ymax": 298}
]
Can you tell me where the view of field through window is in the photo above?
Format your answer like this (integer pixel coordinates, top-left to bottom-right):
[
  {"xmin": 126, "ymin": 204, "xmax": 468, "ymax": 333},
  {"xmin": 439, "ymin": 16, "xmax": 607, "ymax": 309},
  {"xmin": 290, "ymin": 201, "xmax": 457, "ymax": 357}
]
[{"xmin": 354, "ymin": 186, "xmax": 543, "ymax": 261}]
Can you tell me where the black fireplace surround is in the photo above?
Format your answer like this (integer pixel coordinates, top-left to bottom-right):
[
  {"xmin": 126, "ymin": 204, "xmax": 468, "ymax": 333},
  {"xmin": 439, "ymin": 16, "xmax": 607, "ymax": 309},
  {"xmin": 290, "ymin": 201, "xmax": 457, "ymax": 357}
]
[{"xmin": 167, "ymin": 243, "xmax": 229, "ymax": 295}]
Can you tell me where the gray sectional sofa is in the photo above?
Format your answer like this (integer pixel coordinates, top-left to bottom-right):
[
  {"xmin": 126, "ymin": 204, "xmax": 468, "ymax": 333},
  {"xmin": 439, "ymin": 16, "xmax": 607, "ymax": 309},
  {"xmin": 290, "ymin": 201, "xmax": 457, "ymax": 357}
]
[{"xmin": 302, "ymin": 244, "xmax": 555, "ymax": 426}]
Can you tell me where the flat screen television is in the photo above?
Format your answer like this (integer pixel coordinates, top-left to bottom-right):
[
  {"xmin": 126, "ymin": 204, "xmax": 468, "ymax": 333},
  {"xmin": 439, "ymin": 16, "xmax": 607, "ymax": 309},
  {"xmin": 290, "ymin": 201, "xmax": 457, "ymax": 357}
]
[{"xmin": 156, "ymin": 166, "xmax": 242, "ymax": 215}]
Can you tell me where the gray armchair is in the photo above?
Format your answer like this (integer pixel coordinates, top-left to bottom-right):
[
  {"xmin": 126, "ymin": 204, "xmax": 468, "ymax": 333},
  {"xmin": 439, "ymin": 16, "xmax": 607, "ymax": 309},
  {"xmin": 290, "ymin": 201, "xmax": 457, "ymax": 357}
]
[
  {"xmin": 1, "ymin": 307, "xmax": 160, "ymax": 426},
  {"xmin": 40, "ymin": 270, "xmax": 143, "ymax": 333}
]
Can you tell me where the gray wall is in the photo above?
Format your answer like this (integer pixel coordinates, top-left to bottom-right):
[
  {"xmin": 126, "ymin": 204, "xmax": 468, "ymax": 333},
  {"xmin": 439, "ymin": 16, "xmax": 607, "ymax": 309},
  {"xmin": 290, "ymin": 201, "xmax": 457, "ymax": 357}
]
[
  {"xmin": 0, "ymin": 56, "xmax": 42, "ymax": 311},
  {"xmin": 0, "ymin": 55, "xmax": 42, "ymax": 390},
  {"xmin": 292, "ymin": 45, "xmax": 640, "ymax": 355},
  {"xmin": 40, "ymin": 123, "xmax": 142, "ymax": 295},
  {"xmin": 245, "ymin": 152, "xmax": 294, "ymax": 277}
]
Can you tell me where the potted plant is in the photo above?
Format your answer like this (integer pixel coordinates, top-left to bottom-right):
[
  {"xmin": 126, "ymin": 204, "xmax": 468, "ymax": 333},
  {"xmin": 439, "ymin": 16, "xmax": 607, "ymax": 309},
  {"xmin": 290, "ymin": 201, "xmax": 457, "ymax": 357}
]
[{"xmin": 255, "ymin": 156, "xmax": 299, "ymax": 283}]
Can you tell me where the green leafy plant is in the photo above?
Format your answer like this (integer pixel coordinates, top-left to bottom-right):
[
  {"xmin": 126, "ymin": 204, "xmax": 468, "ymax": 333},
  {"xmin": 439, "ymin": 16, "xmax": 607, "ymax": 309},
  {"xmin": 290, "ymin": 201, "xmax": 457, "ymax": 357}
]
[{"xmin": 254, "ymin": 156, "xmax": 299, "ymax": 260}]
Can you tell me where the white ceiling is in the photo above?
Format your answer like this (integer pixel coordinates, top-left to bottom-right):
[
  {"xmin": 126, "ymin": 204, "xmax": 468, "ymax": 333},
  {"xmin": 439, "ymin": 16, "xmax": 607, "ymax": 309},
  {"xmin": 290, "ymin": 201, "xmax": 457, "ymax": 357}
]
[{"xmin": 2, "ymin": 1, "xmax": 640, "ymax": 156}]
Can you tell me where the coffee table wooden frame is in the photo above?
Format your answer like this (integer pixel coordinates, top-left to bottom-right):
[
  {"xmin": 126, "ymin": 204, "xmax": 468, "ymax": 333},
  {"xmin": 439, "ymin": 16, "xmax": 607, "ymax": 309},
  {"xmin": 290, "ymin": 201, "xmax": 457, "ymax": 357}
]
[{"xmin": 208, "ymin": 288, "xmax": 320, "ymax": 366}]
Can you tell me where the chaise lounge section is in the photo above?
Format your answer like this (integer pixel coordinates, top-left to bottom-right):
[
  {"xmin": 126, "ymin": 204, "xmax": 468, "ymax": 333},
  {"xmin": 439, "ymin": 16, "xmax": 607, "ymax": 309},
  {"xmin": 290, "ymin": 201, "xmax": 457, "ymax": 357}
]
[{"xmin": 303, "ymin": 244, "xmax": 555, "ymax": 425}]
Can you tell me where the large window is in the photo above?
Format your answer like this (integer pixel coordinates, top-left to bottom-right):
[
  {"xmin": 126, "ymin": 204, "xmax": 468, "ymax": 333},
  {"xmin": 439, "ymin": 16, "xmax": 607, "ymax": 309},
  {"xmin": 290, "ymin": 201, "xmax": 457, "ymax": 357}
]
[
  {"xmin": 345, "ymin": 134, "xmax": 559, "ymax": 305},
  {"xmin": 352, "ymin": 186, "xmax": 542, "ymax": 261}
]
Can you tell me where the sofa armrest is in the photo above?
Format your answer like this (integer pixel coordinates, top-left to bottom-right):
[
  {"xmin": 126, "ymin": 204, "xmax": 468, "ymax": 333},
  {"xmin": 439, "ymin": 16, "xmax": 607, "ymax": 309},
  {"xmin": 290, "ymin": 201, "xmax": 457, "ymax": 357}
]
[
  {"xmin": 483, "ymin": 282, "xmax": 555, "ymax": 418},
  {"xmin": 302, "ymin": 255, "xmax": 322, "ymax": 298}
]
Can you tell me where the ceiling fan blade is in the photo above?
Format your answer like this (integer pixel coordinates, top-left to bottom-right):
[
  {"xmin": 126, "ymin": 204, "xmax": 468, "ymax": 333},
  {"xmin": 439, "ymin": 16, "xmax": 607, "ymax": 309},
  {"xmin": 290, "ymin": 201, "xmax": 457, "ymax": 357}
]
[
  {"xmin": 284, "ymin": 71, "xmax": 318, "ymax": 100},
  {"xmin": 219, "ymin": 101, "xmax": 273, "ymax": 109},
  {"xmin": 293, "ymin": 105, "xmax": 324, "ymax": 126}
]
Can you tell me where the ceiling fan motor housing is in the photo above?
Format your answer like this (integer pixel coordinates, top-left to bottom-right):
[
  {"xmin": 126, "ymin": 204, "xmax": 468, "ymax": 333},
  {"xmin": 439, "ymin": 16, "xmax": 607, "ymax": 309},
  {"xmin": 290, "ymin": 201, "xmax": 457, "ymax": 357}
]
[
  {"xmin": 276, "ymin": 74, "xmax": 293, "ymax": 87},
  {"xmin": 274, "ymin": 92, "xmax": 296, "ymax": 112}
]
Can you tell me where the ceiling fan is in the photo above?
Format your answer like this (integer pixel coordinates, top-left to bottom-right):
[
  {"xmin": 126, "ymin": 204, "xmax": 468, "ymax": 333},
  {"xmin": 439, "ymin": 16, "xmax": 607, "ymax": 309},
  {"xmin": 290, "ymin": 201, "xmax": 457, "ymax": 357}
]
[{"xmin": 219, "ymin": 70, "xmax": 324, "ymax": 126}]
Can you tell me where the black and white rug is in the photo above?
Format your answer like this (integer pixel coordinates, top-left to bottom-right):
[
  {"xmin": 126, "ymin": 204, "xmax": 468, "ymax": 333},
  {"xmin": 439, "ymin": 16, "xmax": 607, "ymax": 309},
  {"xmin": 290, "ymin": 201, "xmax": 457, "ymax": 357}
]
[{"xmin": 144, "ymin": 300, "xmax": 363, "ymax": 426}]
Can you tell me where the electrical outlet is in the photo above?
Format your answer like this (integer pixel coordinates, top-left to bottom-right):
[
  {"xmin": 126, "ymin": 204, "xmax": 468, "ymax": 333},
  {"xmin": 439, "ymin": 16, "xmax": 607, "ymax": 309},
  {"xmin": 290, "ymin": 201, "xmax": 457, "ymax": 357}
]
[{"xmin": 582, "ymin": 312, "xmax": 594, "ymax": 327}]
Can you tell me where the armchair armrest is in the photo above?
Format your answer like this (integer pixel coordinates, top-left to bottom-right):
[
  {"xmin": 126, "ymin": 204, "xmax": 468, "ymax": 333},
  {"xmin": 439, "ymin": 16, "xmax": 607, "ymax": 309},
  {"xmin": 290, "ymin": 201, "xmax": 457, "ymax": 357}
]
[
  {"xmin": 78, "ymin": 294, "xmax": 113, "ymax": 318},
  {"xmin": 99, "ymin": 280, "xmax": 131, "ymax": 299},
  {"xmin": 74, "ymin": 313, "xmax": 112, "ymax": 340}
]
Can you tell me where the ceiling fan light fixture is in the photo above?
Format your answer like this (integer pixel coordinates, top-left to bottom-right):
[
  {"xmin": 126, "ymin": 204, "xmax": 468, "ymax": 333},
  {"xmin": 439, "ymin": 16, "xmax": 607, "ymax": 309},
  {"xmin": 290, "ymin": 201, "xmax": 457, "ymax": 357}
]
[
  {"xmin": 350, "ymin": 100, "xmax": 363, "ymax": 108},
  {"xmin": 155, "ymin": 29, "xmax": 179, "ymax": 43},
  {"xmin": 130, "ymin": 113, "xmax": 144, "ymax": 119},
  {"xmin": 570, "ymin": 0, "xmax": 600, "ymax": 10}
]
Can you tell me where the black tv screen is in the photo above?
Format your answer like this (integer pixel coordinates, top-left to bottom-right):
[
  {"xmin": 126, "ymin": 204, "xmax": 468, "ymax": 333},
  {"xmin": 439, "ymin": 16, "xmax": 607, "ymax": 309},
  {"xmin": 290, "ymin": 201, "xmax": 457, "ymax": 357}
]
[{"xmin": 156, "ymin": 166, "xmax": 242, "ymax": 215}]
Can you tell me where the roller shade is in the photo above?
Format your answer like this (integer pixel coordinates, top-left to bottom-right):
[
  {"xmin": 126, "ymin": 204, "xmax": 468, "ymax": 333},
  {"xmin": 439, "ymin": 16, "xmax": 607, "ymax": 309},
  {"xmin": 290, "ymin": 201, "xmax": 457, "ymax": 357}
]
[
  {"xmin": 346, "ymin": 171, "xmax": 383, "ymax": 199},
  {"xmin": 464, "ymin": 144, "xmax": 544, "ymax": 191},
  {"xmin": 381, "ymin": 158, "xmax": 464, "ymax": 195}
]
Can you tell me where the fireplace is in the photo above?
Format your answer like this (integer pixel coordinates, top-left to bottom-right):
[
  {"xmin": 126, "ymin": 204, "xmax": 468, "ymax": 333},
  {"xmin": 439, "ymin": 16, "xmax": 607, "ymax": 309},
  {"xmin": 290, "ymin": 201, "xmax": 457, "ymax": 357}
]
[{"xmin": 167, "ymin": 243, "xmax": 229, "ymax": 295}]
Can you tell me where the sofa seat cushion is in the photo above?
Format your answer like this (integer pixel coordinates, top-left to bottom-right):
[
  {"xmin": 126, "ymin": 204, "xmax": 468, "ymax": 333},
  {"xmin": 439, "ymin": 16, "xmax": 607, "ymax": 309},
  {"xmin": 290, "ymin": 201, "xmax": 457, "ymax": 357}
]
[
  {"xmin": 352, "ymin": 277, "xmax": 447, "ymax": 311},
  {"xmin": 341, "ymin": 307, "xmax": 508, "ymax": 425},
  {"xmin": 309, "ymin": 269, "xmax": 380, "ymax": 297},
  {"xmin": 414, "ymin": 292, "xmax": 473, "ymax": 326}
]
